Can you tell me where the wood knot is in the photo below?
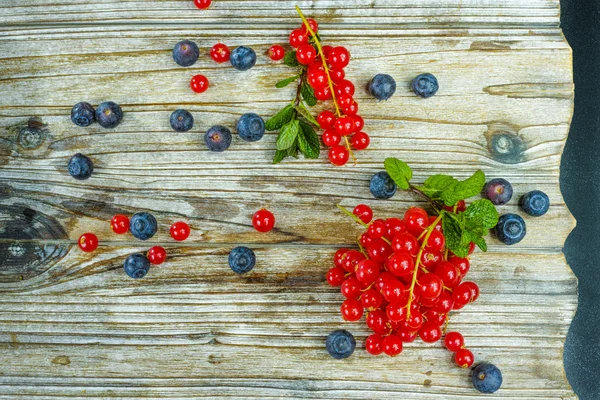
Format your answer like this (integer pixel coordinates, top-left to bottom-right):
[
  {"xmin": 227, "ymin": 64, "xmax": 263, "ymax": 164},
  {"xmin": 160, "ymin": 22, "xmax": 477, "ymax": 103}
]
[
  {"xmin": 15, "ymin": 117, "xmax": 49, "ymax": 150},
  {"xmin": 485, "ymin": 123, "xmax": 525, "ymax": 164}
]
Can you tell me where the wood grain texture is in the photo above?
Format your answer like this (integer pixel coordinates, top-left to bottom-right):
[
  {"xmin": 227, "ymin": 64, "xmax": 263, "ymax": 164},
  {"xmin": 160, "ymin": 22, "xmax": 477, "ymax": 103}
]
[{"xmin": 0, "ymin": 0, "xmax": 577, "ymax": 398}]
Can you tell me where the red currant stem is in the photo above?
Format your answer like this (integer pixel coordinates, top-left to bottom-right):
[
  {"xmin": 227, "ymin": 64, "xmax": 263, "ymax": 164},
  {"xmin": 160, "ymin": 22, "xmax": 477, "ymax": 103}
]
[
  {"xmin": 420, "ymin": 266, "xmax": 429, "ymax": 273},
  {"xmin": 406, "ymin": 214, "xmax": 443, "ymax": 320},
  {"xmin": 344, "ymin": 136, "xmax": 357, "ymax": 165},
  {"xmin": 337, "ymin": 204, "xmax": 368, "ymax": 227},
  {"xmin": 356, "ymin": 238, "xmax": 369, "ymax": 258},
  {"xmin": 417, "ymin": 229, "xmax": 428, "ymax": 241},
  {"xmin": 442, "ymin": 315, "xmax": 451, "ymax": 335},
  {"xmin": 443, "ymin": 285, "xmax": 453, "ymax": 292},
  {"xmin": 408, "ymin": 185, "xmax": 444, "ymax": 212},
  {"xmin": 443, "ymin": 204, "xmax": 459, "ymax": 261}
]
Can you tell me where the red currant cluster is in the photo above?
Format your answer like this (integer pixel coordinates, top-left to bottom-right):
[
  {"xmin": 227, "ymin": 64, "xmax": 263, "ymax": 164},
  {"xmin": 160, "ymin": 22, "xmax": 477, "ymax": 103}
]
[{"xmin": 327, "ymin": 204, "xmax": 479, "ymax": 366}]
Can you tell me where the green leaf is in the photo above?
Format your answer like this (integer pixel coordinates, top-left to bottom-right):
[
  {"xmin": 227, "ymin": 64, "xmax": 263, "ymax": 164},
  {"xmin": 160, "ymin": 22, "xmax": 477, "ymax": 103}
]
[
  {"xmin": 273, "ymin": 150, "xmax": 287, "ymax": 164},
  {"xmin": 276, "ymin": 120, "xmax": 300, "ymax": 150},
  {"xmin": 301, "ymin": 83, "xmax": 318, "ymax": 107},
  {"xmin": 423, "ymin": 174, "xmax": 458, "ymax": 198},
  {"xmin": 287, "ymin": 141, "xmax": 299, "ymax": 158},
  {"xmin": 284, "ymin": 51, "xmax": 299, "ymax": 67},
  {"xmin": 265, "ymin": 105, "xmax": 294, "ymax": 131},
  {"xmin": 442, "ymin": 213, "xmax": 468, "ymax": 258},
  {"xmin": 384, "ymin": 158, "xmax": 413, "ymax": 190},
  {"xmin": 470, "ymin": 234, "xmax": 487, "ymax": 252},
  {"xmin": 276, "ymin": 75, "xmax": 300, "ymax": 88},
  {"xmin": 440, "ymin": 170, "xmax": 486, "ymax": 206},
  {"xmin": 463, "ymin": 199, "xmax": 499, "ymax": 229},
  {"xmin": 298, "ymin": 121, "xmax": 320, "ymax": 159},
  {"xmin": 296, "ymin": 103, "xmax": 319, "ymax": 127}
]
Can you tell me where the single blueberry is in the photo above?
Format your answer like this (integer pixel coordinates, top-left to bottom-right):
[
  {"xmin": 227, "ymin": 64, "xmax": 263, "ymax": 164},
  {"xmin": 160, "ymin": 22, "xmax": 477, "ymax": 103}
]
[
  {"xmin": 325, "ymin": 330, "xmax": 356, "ymax": 359},
  {"xmin": 71, "ymin": 102, "xmax": 96, "ymax": 127},
  {"xmin": 205, "ymin": 125, "xmax": 233, "ymax": 152},
  {"xmin": 228, "ymin": 246, "xmax": 256, "ymax": 274},
  {"xmin": 483, "ymin": 178, "xmax": 513, "ymax": 205},
  {"xmin": 521, "ymin": 190, "xmax": 550, "ymax": 216},
  {"xmin": 472, "ymin": 363, "xmax": 503, "ymax": 394},
  {"xmin": 412, "ymin": 73, "xmax": 439, "ymax": 98},
  {"xmin": 68, "ymin": 153, "xmax": 94, "ymax": 180},
  {"xmin": 129, "ymin": 212, "xmax": 158, "ymax": 241},
  {"xmin": 370, "ymin": 171, "xmax": 397, "ymax": 199},
  {"xmin": 237, "ymin": 113, "xmax": 265, "ymax": 142},
  {"xmin": 230, "ymin": 46, "xmax": 257, "ymax": 71},
  {"xmin": 95, "ymin": 101, "xmax": 123, "ymax": 129},
  {"xmin": 170, "ymin": 109, "xmax": 194, "ymax": 132},
  {"xmin": 172, "ymin": 40, "xmax": 200, "ymax": 67},
  {"xmin": 123, "ymin": 253, "xmax": 151, "ymax": 279},
  {"xmin": 495, "ymin": 213, "xmax": 526, "ymax": 245},
  {"xmin": 368, "ymin": 74, "xmax": 396, "ymax": 101}
]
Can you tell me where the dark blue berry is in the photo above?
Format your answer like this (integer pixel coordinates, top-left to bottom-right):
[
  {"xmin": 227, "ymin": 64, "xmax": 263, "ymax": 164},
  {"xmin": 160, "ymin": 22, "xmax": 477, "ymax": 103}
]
[
  {"xmin": 472, "ymin": 363, "xmax": 503, "ymax": 394},
  {"xmin": 95, "ymin": 101, "xmax": 123, "ymax": 129},
  {"xmin": 71, "ymin": 102, "xmax": 95, "ymax": 127},
  {"xmin": 123, "ymin": 253, "xmax": 150, "ymax": 279},
  {"xmin": 521, "ymin": 190, "xmax": 550, "ymax": 216},
  {"xmin": 483, "ymin": 178, "xmax": 513, "ymax": 205},
  {"xmin": 495, "ymin": 214, "xmax": 526, "ymax": 245},
  {"xmin": 412, "ymin": 73, "xmax": 439, "ymax": 98},
  {"xmin": 205, "ymin": 125, "xmax": 232, "ymax": 152},
  {"xmin": 368, "ymin": 74, "xmax": 396, "ymax": 101},
  {"xmin": 325, "ymin": 330, "xmax": 356, "ymax": 359},
  {"xmin": 68, "ymin": 153, "xmax": 94, "ymax": 180},
  {"xmin": 170, "ymin": 109, "xmax": 194, "ymax": 132},
  {"xmin": 129, "ymin": 212, "xmax": 158, "ymax": 241},
  {"xmin": 370, "ymin": 171, "xmax": 397, "ymax": 199},
  {"xmin": 237, "ymin": 113, "xmax": 265, "ymax": 142},
  {"xmin": 228, "ymin": 246, "xmax": 256, "ymax": 274},
  {"xmin": 172, "ymin": 40, "xmax": 200, "ymax": 67},
  {"xmin": 230, "ymin": 46, "xmax": 256, "ymax": 71}
]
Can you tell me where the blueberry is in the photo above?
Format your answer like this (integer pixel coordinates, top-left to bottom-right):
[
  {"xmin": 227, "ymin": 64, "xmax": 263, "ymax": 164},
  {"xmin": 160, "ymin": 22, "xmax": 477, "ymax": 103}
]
[
  {"xmin": 237, "ymin": 113, "xmax": 265, "ymax": 142},
  {"xmin": 172, "ymin": 40, "xmax": 200, "ymax": 67},
  {"xmin": 68, "ymin": 153, "xmax": 94, "ymax": 180},
  {"xmin": 170, "ymin": 109, "xmax": 194, "ymax": 132},
  {"xmin": 495, "ymin": 213, "xmax": 526, "ymax": 245},
  {"xmin": 71, "ymin": 102, "xmax": 96, "ymax": 127},
  {"xmin": 368, "ymin": 74, "xmax": 396, "ymax": 101},
  {"xmin": 412, "ymin": 73, "xmax": 439, "ymax": 98},
  {"xmin": 520, "ymin": 190, "xmax": 550, "ymax": 217},
  {"xmin": 205, "ymin": 125, "xmax": 232, "ymax": 152},
  {"xmin": 95, "ymin": 101, "xmax": 123, "ymax": 129},
  {"xmin": 325, "ymin": 329, "xmax": 356, "ymax": 359},
  {"xmin": 370, "ymin": 171, "xmax": 397, "ymax": 199},
  {"xmin": 483, "ymin": 178, "xmax": 513, "ymax": 205},
  {"xmin": 230, "ymin": 46, "xmax": 257, "ymax": 71},
  {"xmin": 228, "ymin": 246, "xmax": 256, "ymax": 274},
  {"xmin": 123, "ymin": 253, "xmax": 150, "ymax": 279},
  {"xmin": 129, "ymin": 212, "xmax": 158, "ymax": 241},
  {"xmin": 472, "ymin": 363, "xmax": 503, "ymax": 394}
]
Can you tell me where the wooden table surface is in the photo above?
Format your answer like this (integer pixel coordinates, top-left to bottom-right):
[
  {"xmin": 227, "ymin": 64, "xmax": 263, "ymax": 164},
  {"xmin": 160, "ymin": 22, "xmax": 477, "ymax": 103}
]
[{"xmin": 0, "ymin": 1, "xmax": 577, "ymax": 398}]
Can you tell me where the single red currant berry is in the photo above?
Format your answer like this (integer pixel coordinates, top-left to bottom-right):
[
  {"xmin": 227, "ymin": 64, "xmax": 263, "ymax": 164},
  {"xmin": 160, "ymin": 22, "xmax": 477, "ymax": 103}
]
[
  {"xmin": 375, "ymin": 271, "xmax": 396, "ymax": 294},
  {"xmin": 301, "ymin": 18, "xmax": 319, "ymax": 35},
  {"xmin": 420, "ymin": 295, "xmax": 441, "ymax": 308},
  {"xmin": 382, "ymin": 334, "xmax": 403, "ymax": 357},
  {"xmin": 326, "ymin": 266, "xmax": 346, "ymax": 286},
  {"xmin": 452, "ymin": 283, "xmax": 473, "ymax": 307},
  {"xmin": 366, "ymin": 309, "xmax": 390, "ymax": 335},
  {"xmin": 367, "ymin": 219, "xmax": 386, "ymax": 239},
  {"xmin": 404, "ymin": 207, "xmax": 429, "ymax": 236},
  {"xmin": 328, "ymin": 145, "xmax": 349, "ymax": 166},
  {"xmin": 352, "ymin": 115, "xmax": 365, "ymax": 132},
  {"xmin": 341, "ymin": 298, "xmax": 364, "ymax": 322},
  {"xmin": 340, "ymin": 250, "xmax": 364, "ymax": 273},
  {"xmin": 329, "ymin": 68, "xmax": 345, "ymax": 82},
  {"xmin": 353, "ymin": 204, "xmax": 373, "ymax": 224},
  {"xmin": 443, "ymin": 200, "xmax": 466, "ymax": 213},
  {"xmin": 308, "ymin": 70, "xmax": 328, "ymax": 89},
  {"xmin": 462, "ymin": 281, "xmax": 480, "ymax": 302},
  {"xmin": 147, "ymin": 246, "xmax": 167, "ymax": 265},
  {"xmin": 386, "ymin": 251, "xmax": 415, "ymax": 277},
  {"xmin": 425, "ymin": 229, "xmax": 445, "ymax": 252},
  {"xmin": 455, "ymin": 348, "xmax": 475, "ymax": 368},
  {"xmin": 321, "ymin": 45, "xmax": 333, "ymax": 59},
  {"xmin": 317, "ymin": 110, "xmax": 336, "ymax": 129},
  {"xmin": 337, "ymin": 94, "xmax": 354, "ymax": 108},
  {"xmin": 350, "ymin": 131, "xmax": 369, "ymax": 150},
  {"xmin": 335, "ymin": 79, "xmax": 355, "ymax": 97},
  {"xmin": 367, "ymin": 238, "xmax": 393, "ymax": 263},
  {"xmin": 333, "ymin": 248, "xmax": 349, "ymax": 268},
  {"xmin": 343, "ymin": 101, "xmax": 359, "ymax": 116},
  {"xmin": 419, "ymin": 322, "xmax": 442, "ymax": 343},
  {"xmin": 468, "ymin": 241, "xmax": 476, "ymax": 255},
  {"xmin": 314, "ymin": 85, "xmax": 332, "ymax": 101},
  {"xmin": 267, "ymin": 44, "xmax": 285, "ymax": 61},
  {"xmin": 289, "ymin": 29, "xmax": 308, "ymax": 48},
  {"xmin": 296, "ymin": 43, "xmax": 317, "ymax": 65},
  {"xmin": 341, "ymin": 276, "xmax": 362, "ymax": 299},
  {"xmin": 329, "ymin": 46, "xmax": 350, "ymax": 68},
  {"xmin": 190, "ymin": 74, "xmax": 209, "ymax": 93},
  {"xmin": 398, "ymin": 328, "xmax": 418, "ymax": 343},
  {"xmin": 449, "ymin": 256, "xmax": 470, "ymax": 276},
  {"xmin": 252, "ymin": 208, "xmax": 275, "ymax": 232},
  {"xmin": 428, "ymin": 215, "xmax": 443, "ymax": 232},
  {"xmin": 392, "ymin": 233, "xmax": 419, "ymax": 256},
  {"xmin": 444, "ymin": 331, "xmax": 465, "ymax": 352},
  {"xmin": 434, "ymin": 291, "xmax": 455, "ymax": 313},
  {"xmin": 417, "ymin": 273, "xmax": 443, "ymax": 299},
  {"xmin": 420, "ymin": 248, "xmax": 442, "ymax": 269},
  {"xmin": 361, "ymin": 288, "xmax": 383, "ymax": 310},
  {"xmin": 333, "ymin": 117, "xmax": 354, "ymax": 136},
  {"xmin": 386, "ymin": 301, "xmax": 407, "ymax": 322},
  {"xmin": 359, "ymin": 232, "xmax": 373, "ymax": 248},
  {"xmin": 365, "ymin": 334, "xmax": 384, "ymax": 355},
  {"xmin": 406, "ymin": 310, "xmax": 424, "ymax": 330},
  {"xmin": 307, "ymin": 61, "xmax": 324, "ymax": 75},
  {"xmin": 193, "ymin": 0, "xmax": 211, "ymax": 9},
  {"xmin": 210, "ymin": 43, "xmax": 230, "ymax": 63},
  {"xmin": 435, "ymin": 261, "xmax": 461, "ymax": 288},
  {"xmin": 78, "ymin": 233, "xmax": 98, "ymax": 252},
  {"xmin": 110, "ymin": 214, "xmax": 129, "ymax": 234},
  {"xmin": 423, "ymin": 309, "xmax": 447, "ymax": 326},
  {"xmin": 356, "ymin": 260, "xmax": 381, "ymax": 285},
  {"xmin": 322, "ymin": 129, "xmax": 341, "ymax": 147},
  {"xmin": 383, "ymin": 279, "xmax": 405, "ymax": 303},
  {"xmin": 170, "ymin": 221, "xmax": 191, "ymax": 241},
  {"xmin": 384, "ymin": 218, "xmax": 406, "ymax": 239}
]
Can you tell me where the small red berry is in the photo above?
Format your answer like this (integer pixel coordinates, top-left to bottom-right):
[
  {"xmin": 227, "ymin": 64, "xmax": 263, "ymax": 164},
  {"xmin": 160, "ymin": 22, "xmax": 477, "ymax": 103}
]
[
  {"xmin": 468, "ymin": 241, "xmax": 476, "ymax": 255},
  {"xmin": 350, "ymin": 131, "xmax": 369, "ymax": 150},
  {"xmin": 452, "ymin": 283, "xmax": 473, "ymax": 307},
  {"xmin": 296, "ymin": 43, "xmax": 317, "ymax": 65},
  {"xmin": 170, "ymin": 221, "xmax": 191, "ymax": 241},
  {"xmin": 190, "ymin": 74, "xmax": 209, "ymax": 93},
  {"xmin": 252, "ymin": 208, "xmax": 275, "ymax": 232},
  {"xmin": 428, "ymin": 215, "xmax": 443, "ymax": 232},
  {"xmin": 337, "ymin": 94, "xmax": 354, "ymax": 108},
  {"xmin": 386, "ymin": 251, "xmax": 414, "ymax": 277},
  {"xmin": 366, "ymin": 309, "xmax": 390, "ymax": 335},
  {"xmin": 449, "ymin": 256, "xmax": 470, "ymax": 276},
  {"xmin": 333, "ymin": 117, "xmax": 354, "ymax": 136},
  {"xmin": 367, "ymin": 238, "xmax": 392, "ymax": 263},
  {"xmin": 443, "ymin": 200, "xmax": 466, "ymax": 213},
  {"xmin": 329, "ymin": 68, "xmax": 345, "ymax": 82},
  {"xmin": 404, "ymin": 207, "xmax": 429, "ymax": 236},
  {"xmin": 341, "ymin": 276, "xmax": 362, "ymax": 299},
  {"xmin": 352, "ymin": 115, "xmax": 365, "ymax": 132},
  {"xmin": 321, "ymin": 45, "xmax": 333, "ymax": 59},
  {"xmin": 382, "ymin": 334, "xmax": 403, "ymax": 356},
  {"xmin": 267, "ymin": 45, "xmax": 285, "ymax": 61},
  {"xmin": 435, "ymin": 262, "xmax": 461, "ymax": 288},
  {"xmin": 326, "ymin": 266, "xmax": 346, "ymax": 286},
  {"xmin": 147, "ymin": 246, "xmax": 167, "ymax": 265},
  {"xmin": 333, "ymin": 248, "xmax": 349, "ymax": 268},
  {"xmin": 210, "ymin": 43, "xmax": 230, "ymax": 63},
  {"xmin": 419, "ymin": 322, "xmax": 442, "ymax": 343},
  {"xmin": 317, "ymin": 110, "xmax": 336, "ymax": 129},
  {"xmin": 301, "ymin": 18, "xmax": 319, "ymax": 35},
  {"xmin": 367, "ymin": 219, "xmax": 386, "ymax": 239},
  {"xmin": 420, "ymin": 248, "xmax": 442, "ymax": 269},
  {"xmin": 406, "ymin": 310, "xmax": 424, "ymax": 330},
  {"xmin": 392, "ymin": 233, "xmax": 419, "ymax": 256},
  {"xmin": 110, "ymin": 214, "xmax": 129, "ymax": 234},
  {"xmin": 434, "ymin": 291, "xmax": 455, "ymax": 313},
  {"xmin": 359, "ymin": 232, "xmax": 373, "ymax": 248},
  {"xmin": 328, "ymin": 46, "xmax": 350, "ymax": 69},
  {"xmin": 455, "ymin": 348, "xmax": 475, "ymax": 368},
  {"xmin": 365, "ymin": 334, "xmax": 384, "ymax": 355},
  {"xmin": 418, "ymin": 273, "xmax": 443, "ymax": 299},
  {"xmin": 328, "ymin": 145, "xmax": 349, "ymax": 166},
  {"xmin": 341, "ymin": 298, "xmax": 364, "ymax": 322},
  {"xmin": 384, "ymin": 218, "xmax": 406, "ymax": 239},
  {"xmin": 308, "ymin": 69, "xmax": 328, "ymax": 89},
  {"xmin": 289, "ymin": 29, "xmax": 308, "ymax": 48},
  {"xmin": 444, "ymin": 331, "xmax": 465, "ymax": 352},
  {"xmin": 335, "ymin": 79, "xmax": 355, "ymax": 97},
  {"xmin": 462, "ymin": 281, "xmax": 480, "ymax": 302},
  {"xmin": 353, "ymin": 204, "xmax": 373, "ymax": 224},
  {"xmin": 322, "ymin": 129, "xmax": 341, "ymax": 147},
  {"xmin": 361, "ymin": 288, "xmax": 383, "ymax": 310},
  {"xmin": 425, "ymin": 229, "xmax": 445, "ymax": 252},
  {"xmin": 382, "ymin": 279, "xmax": 405, "ymax": 303},
  {"xmin": 342, "ymin": 101, "xmax": 359, "ymax": 116},
  {"xmin": 375, "ymin": 271, "xmax": 396, "ymax": 294},
  {"xmin": 386, "ymin": 301, "xmax": 407, "ymax": 322},
  {"xmin": 398, "ymin": 328, "xmax": 418, "ymax": 343},
  {"xmin": 314, "ymin": 85, "xmax": 332, "ymax": 101},
  {"xmin": 340, "ymin": 250, "xmax": 364, "ymax": 273},
  {"xmin": 78, "ymin": 233, "xmax": 98, "ymax": 252},
  {"xmin": 193, "ymin": 0, "xmax": 211, "ymax": 9},
  {"xmin": 423, "ymin": 309, "xmax": 447, "ymax": 326}
]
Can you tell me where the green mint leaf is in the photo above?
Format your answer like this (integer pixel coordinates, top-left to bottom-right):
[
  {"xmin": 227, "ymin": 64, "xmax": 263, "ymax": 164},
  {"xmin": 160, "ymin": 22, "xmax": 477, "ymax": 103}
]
[
  {"xmin": 284, "ymin": 51, "xmax": 299, "ymax": 67},
  {"xmin": 442, "ymin": 213, "xmax": 468, "ymax": 257},
  {"xmin": 470, "ymin": 234, "xmax": 487, "ymax": 252},
  {"xmin": 296, "ymin": 103, "xmax": 319, "ymax": 127},
  {"xmin": 298, "ymin": 121, "xmax": 320, "ymax": 159},
  {"xmin": 273, "ymin": 149, "xmax": 287, "ymax": 164},
  {"xmin": 423, "ymin": 175, "xmax": 458, "ymax": 198},
  {"xmin": 276, "ymin": 120, "xmax": 300, "ymax": 150},
  {"xmin": 384, "ymin": 158, "xmax": 413, "ymax": 190},
  {"xmin": 413, "ymin": 185, "xmax": 446, "ymax": 199},
  {"xmin": 287, "ymin": 141, "xmax": 299, "ymax": 158},
  {"xmin": 440, "ymin": 170, "xmax": 486, "ymax": 206},
  {"xmin": 276, "ymin": 75, "xmax": 300, "ymax": 88},
  {"xmin": 301, "ymin": 83, "xmax": 318, "ymax": 107},
  {"xmin": 265, "ymin": 105, "xmax": 294, "ymax": 131},
  {"xmin": 463, "ymin": 199, "xmax": 499, "ymax": 229}
]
